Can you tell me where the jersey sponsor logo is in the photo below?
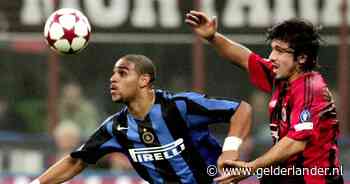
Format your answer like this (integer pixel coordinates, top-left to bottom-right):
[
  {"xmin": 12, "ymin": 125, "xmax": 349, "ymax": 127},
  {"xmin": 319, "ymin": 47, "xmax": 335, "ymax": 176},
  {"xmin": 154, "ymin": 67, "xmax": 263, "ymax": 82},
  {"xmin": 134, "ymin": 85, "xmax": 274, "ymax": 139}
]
[
  {"xmin": 300, "ymin": 109, "xmax": 311, "ymax": 122},
  {"xmin": 129, "ymin": 138, "xmax": 185, "ymax": 162},
  {"xmin": 294, "ymin": 122, "xmax": 313, "ymax": 131}
]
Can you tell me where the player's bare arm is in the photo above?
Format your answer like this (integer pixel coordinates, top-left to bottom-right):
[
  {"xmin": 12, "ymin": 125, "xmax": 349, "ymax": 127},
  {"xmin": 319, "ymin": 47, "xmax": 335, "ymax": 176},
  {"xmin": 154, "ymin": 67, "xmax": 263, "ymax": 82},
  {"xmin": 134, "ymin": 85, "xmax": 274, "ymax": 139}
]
[
  {"xmin": 217, "ymin": 101, "xmax": 252, "ymax": 173},
  {"xmin": 251, "ymin": 136, "xmax": 306, "ymax": 169},
  {"xmin": 185, "ymin": 10, "xmax": 252, "ymax": 70},
  {"xmin": 31, "ymin": 155, "xmax": 87, "ymax": 184},
  {"xmin": 214, "ymin": 137, "xmax": 307, "ymax": 184}
]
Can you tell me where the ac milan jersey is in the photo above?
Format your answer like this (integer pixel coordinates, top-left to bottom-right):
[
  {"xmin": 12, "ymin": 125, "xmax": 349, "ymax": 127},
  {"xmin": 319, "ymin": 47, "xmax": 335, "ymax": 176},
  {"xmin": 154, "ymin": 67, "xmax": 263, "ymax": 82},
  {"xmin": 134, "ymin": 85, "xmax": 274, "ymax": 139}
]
[
  {"xmin": 248, "ymin": 53, "xmax": 343, "ymax": 184},
  {"xmin": 71, "ymin": 89, "xmax": 240, "ymax": 184}
]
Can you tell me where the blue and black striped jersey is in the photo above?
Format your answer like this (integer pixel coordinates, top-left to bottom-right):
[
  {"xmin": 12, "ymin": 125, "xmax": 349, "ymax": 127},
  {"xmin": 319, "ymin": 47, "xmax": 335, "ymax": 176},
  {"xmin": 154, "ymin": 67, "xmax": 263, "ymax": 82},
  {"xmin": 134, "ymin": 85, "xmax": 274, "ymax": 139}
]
[{"xmin": 71, "ymin": 89, "xmax": 241, "ymax": 184}]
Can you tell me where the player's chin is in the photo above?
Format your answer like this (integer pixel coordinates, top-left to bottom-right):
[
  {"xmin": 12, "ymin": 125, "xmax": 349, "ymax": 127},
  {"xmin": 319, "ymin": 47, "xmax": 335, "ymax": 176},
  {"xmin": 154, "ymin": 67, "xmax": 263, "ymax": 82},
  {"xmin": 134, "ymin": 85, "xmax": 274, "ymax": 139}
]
[
  {"xmin": 274, "ymin": 74, "xmax": 282, "ymax": 80},
  {"xmin": 111, "ymin": 96, "xmax": 121, "ymax": 102},
  {"xmin": 274, "ymin": 73, "xmax": 286, "ymax": 80},
  {"xmin": 275, "ymin": 76, "xmax": 289, "ymax": 82}
]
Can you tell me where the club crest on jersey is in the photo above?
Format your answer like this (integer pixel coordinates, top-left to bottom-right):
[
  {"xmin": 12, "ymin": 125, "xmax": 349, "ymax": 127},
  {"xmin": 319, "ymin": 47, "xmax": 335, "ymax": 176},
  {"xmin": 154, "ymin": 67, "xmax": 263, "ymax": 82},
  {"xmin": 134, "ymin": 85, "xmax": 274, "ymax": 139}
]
[
  {"xmin": 300, "ymin": 109, "xmax": 311, "ymax": 122},
  {"xmin": 142, "ymin": 130, "xmax": 155, "ymax": 144}
]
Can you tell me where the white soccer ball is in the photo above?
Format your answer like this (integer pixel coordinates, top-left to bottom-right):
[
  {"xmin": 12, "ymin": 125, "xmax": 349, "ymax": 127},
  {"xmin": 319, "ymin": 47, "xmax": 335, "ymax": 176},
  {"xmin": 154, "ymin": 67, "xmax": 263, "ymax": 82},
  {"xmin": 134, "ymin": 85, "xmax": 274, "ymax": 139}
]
[{"xmin": 44, "ymin": 8, "xmax": 91, "ymax": 54}]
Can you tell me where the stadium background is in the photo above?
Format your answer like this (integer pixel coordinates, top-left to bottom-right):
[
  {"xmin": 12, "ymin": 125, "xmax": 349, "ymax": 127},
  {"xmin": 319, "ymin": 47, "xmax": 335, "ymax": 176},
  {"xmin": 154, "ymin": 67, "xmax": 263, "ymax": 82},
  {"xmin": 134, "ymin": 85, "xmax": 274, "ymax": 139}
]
[{"xmin": 0, "ymin": 0, "xmax": 349, "ymax": 183}]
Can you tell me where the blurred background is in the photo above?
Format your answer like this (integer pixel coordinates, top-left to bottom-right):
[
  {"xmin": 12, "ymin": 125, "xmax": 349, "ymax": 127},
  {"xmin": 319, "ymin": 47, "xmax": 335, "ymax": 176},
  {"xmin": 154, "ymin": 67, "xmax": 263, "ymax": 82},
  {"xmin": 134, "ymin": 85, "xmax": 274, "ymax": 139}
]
[{"xmin": 0, "ymin": 0, "xmax": 349, "ymax": 183}]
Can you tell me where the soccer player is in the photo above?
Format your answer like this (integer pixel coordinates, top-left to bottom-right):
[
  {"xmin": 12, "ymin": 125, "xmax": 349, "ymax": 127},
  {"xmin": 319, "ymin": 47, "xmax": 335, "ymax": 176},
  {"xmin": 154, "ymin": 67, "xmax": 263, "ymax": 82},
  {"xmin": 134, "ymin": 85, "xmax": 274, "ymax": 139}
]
[
  {"xmin": 30, "ymin": 54, "xmax": 252, "ymax": 184},
  {"xmin": 186, "ymin": 11, "xmax": 343, "ymax": 184}
]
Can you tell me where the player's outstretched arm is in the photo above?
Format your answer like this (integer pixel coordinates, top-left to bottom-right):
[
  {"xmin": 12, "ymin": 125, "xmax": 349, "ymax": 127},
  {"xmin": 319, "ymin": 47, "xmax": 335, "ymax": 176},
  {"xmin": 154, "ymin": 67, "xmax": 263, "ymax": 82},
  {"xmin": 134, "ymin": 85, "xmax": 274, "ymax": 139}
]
[
  {"xmin": 30, "ymin": 155, "xmax": 87, "ymax": 184},
  {"xmin": 185, "ymin": 10, "xmax": 252, "ymax": 71},
  {"xmin": 225, "ymin": 101, "xmax": 252, "ymax": 146},
  {"xmin": 217, "ymin": 101, "xmax": 252, "ymax": 173},
  {"xmin": 251, "ymin": 136, "xmax": 307, "ymax": 169},
  {"xmin": 214, "ymin": 137, "xmax": 306, "ymax": 184}
]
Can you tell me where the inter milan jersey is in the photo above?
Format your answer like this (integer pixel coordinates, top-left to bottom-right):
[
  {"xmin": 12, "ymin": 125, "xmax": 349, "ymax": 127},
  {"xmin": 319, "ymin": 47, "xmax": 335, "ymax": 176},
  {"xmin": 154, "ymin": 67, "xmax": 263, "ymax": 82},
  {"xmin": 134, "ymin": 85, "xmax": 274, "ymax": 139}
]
[
  {"xmin": 248, "ymin": 53, "xmax": 343, "ymax": 184},
  {"xmin": 71, "ymin": 90, "xmax": 240, "ymax": 184}
]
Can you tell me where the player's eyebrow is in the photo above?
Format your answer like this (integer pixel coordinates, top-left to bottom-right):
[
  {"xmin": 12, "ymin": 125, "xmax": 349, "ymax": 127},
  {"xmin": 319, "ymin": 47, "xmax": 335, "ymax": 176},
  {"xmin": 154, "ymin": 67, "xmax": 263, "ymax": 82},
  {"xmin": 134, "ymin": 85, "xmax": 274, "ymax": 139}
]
[
  {"xmin": 114, "ymin": 65, "xmax": 130, "ymax": 71},
  {"xmin": 274, "ymin": 45, "xmax": 294, "ymax": 53},
  {"xmin": 117, "ymin": 66, "xmax": 130, "ymax": 70}
]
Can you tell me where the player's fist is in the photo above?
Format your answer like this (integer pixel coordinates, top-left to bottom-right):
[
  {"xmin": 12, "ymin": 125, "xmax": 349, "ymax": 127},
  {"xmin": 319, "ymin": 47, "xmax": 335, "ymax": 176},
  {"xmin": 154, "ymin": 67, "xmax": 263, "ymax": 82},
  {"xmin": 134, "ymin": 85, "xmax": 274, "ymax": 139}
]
[
  {"xmin": 214, "ymin": 160, "xmax": 255, "ymax": 184},
  {"xmin": 185, "ymin": 10, "xmax": 217, "ymax": 41},
  {"xmin": 217, "ymin": 150, "xmax": 239, "ymax": 175}
]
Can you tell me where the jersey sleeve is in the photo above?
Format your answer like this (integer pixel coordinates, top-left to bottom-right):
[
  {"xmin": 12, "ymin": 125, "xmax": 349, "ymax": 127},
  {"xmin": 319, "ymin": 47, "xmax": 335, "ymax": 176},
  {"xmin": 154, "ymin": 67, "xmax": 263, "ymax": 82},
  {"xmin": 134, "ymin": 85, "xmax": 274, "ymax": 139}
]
[
  {"xmin": 175, "ymin": 92, "xmax": 241, "ymax": 127},
  {"xmin": 248, "ymin": 53, "xmax": 275, "ymax": 93},
  {"xmin": 287, "ymin": 80, "xmax": 324, "ymax": 141},
  {"xmin": 70, "ymin": 116, "xmax": 123, "ymax": 164}
]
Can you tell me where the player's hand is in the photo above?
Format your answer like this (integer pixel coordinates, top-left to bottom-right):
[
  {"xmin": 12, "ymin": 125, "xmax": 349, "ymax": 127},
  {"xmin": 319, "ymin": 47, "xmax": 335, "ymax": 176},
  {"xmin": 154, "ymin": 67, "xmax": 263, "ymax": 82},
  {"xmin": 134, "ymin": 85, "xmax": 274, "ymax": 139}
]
[
  {"xmin": 217, "ymin": 150, "xmax": 239, "ymax": 175},
  {"xmin": 214, "ymin": 160, "xmax": 254, "ymax": 184},
  {"xmin": 185, "ymin": 10, "xmax": 217, "ymax": 41}
]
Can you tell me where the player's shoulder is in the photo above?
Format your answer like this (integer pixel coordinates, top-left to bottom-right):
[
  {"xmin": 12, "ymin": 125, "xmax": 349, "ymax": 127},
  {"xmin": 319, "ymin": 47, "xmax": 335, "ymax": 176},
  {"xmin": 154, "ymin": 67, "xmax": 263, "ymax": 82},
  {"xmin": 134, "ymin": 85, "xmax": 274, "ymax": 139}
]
[
  {"xmin": 101, "ymin": 108, "xmax": 128, "ymax": 126},
  {"xmin": 98, "ymin": 108, "xmax": 128, "ymax": 135},
  {"xmin": 249, "ymin": 52, "xmax": 272, "ymax": 64},
  {"xmin": 156, "ymin": 89, "xmax": 205, "ymax": 101},
  {"xmin": 173, "ymin": 91, "xmax": 206, "ymax": 102},
  {"xmin": 291, "ymin": 72, "xmax": 327, "ymax": 95}
]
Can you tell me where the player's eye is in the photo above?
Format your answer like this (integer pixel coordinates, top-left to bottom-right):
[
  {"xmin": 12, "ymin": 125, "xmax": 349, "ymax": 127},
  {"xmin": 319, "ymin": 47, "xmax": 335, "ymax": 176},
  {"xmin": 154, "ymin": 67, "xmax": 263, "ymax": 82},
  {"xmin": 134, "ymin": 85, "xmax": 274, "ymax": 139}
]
[
  {"xmin": 275, "ymin": 46, "xmax": 294, "ymax": 54},
  {"xmin": 275, "ymin": 47, "xmax": 284, "ymax": 54},
  {"xmin": 118, "ymin": 70, "xmax": 127, "ymax": 77}
]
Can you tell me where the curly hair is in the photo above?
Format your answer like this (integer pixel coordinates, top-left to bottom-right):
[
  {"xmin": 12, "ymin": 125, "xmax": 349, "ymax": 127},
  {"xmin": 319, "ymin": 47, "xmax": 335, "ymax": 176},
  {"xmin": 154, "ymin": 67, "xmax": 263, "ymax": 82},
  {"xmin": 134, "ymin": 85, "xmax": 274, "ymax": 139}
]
[{"xmin": 266, "ymin": 18, "xmax": 323, "ymax": 71}]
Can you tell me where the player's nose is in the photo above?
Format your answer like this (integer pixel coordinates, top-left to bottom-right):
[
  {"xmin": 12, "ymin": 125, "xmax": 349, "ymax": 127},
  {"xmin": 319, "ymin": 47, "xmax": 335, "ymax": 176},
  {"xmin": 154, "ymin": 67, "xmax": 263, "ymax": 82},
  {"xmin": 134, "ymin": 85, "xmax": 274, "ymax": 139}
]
[
  {"xmin": 268, "ymin": 51, "xmax": 277, "ymax": 62},
  {"xmin": 110, "ymin": 73, "xmax": 118, "ymax": 82}
]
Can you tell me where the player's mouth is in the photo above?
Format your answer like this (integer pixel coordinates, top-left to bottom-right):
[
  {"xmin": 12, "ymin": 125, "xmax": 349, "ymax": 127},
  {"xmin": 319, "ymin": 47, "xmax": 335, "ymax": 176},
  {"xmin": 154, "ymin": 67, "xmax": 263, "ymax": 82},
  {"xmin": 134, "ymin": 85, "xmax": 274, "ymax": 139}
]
[
  {"xmin": 110, "ymin": 85, "xmax": 119, "ymax": 94},
  {"xmin": 272, "ymin": 63, "xmax": 279, "ymax": 74}
]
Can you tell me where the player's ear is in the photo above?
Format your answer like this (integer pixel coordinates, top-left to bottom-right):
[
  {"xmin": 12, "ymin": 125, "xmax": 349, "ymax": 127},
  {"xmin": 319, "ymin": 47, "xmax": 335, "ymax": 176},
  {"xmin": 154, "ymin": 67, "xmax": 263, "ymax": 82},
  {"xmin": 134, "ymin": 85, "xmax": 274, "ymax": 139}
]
[
  {"xmin": 297, "ymin": 54, "xmax": 307, "ymax": 64},
  {"xmin": 139, "ymin": 74, "xmax": 151, "ymax": 88}
]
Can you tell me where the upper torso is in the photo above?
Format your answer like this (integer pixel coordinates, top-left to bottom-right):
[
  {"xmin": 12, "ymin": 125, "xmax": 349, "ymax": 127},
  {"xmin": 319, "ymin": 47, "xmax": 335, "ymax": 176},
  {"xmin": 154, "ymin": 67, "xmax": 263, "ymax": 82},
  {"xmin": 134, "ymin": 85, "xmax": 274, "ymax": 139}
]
[{"xmin": 71, "ymin": 89, "xmax": 240, "ymax": 184}]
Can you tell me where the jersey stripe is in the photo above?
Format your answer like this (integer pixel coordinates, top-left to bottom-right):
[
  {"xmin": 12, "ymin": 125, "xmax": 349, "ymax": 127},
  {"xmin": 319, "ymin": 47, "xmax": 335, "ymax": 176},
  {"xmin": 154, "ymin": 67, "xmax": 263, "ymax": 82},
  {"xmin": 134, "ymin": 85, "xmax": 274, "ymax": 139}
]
[
  {"xmin": 303, "ymin": 76, "xmax": 308, "ymax": 110},
  {"xmin": 157, "ymin": 93, "xmax": 213, "ymax": 184},
  {"xmin": 319, "ymin": 102, "xmax": 337, "ymax": 119},
  {"xmin": 150, "ymin": 104, "xmax": 197, "ymax": 184},
  {"xmin": 112, "ymin": 111, "xmax": 155, "ymax": 184},
  {"xmin": 137, "ymin": 115, "xmax": 181, "ymax": 183},
  {"xmin": 304, "ymin": 75, "xmax": 313, "ymax": 110},
  {"xmin": 70, "ymin": 124, "xmax": 114, "ymax": 164},
  {"xmin": 179, "ymin": 97, "xmax": 237, "ymax": 122}
]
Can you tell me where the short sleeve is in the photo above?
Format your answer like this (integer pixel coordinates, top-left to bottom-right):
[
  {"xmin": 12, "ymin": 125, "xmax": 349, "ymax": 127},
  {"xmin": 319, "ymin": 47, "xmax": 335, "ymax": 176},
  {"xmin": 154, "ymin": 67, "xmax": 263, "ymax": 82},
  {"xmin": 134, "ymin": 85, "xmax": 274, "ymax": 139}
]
[
  {"xmin": 176, "ymin": 92, "xmax": 241, "ymax": 127},
  {"xmin": 287, "ymin": 81, "xmax": 323, "ymax": 141},
  {"xmin": 248, "ymin": 53, "xmax": 275, "ymax": 93},
  {"xmin": 70, "ymin": 117, "xmax": 123, "ymax": 164}
]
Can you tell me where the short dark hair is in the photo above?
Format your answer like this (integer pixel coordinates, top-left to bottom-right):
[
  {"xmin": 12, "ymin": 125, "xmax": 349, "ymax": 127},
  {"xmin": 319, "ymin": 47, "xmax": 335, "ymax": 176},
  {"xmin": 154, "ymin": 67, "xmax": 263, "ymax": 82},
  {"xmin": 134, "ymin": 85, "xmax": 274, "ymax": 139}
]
[
  {"xmin": 122, "ymin": 54, "xmax": 156, "ymax": 84},
  {"xmin": 266, "ymin": 18, "xmax": 323, "ymax": 71}
]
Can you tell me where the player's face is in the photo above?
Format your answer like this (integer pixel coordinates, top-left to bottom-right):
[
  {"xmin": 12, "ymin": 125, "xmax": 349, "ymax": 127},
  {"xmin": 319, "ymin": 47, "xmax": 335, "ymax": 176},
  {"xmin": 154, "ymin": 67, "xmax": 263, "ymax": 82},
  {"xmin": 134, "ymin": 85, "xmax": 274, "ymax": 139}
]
[
  {"xmin": 268, "ymin": 40, "xmax": 298, "ymax": 80},
  {"xmin": 110, "ymin": 59, "xmax": 141, "ymax": 103}
]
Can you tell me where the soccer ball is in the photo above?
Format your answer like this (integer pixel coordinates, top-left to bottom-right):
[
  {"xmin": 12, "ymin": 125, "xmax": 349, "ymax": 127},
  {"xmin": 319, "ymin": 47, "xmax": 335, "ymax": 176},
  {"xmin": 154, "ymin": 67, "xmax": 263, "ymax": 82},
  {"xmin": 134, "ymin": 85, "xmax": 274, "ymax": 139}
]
[{"xmin": 44, "ymin": 8, "xmax": 91, "ymax": 54}]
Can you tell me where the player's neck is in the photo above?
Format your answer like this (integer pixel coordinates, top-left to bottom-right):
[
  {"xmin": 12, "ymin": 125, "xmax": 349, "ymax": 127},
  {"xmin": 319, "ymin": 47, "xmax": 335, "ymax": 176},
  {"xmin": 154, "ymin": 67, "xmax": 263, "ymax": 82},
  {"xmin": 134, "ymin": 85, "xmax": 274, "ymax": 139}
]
[
  {"xmin": 288, "ymin": 67, "xmax": 303, "ymax": 83},
  {"xmin": 127, "ymin": 89, "xmax": 155, "ymax": 120}
]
